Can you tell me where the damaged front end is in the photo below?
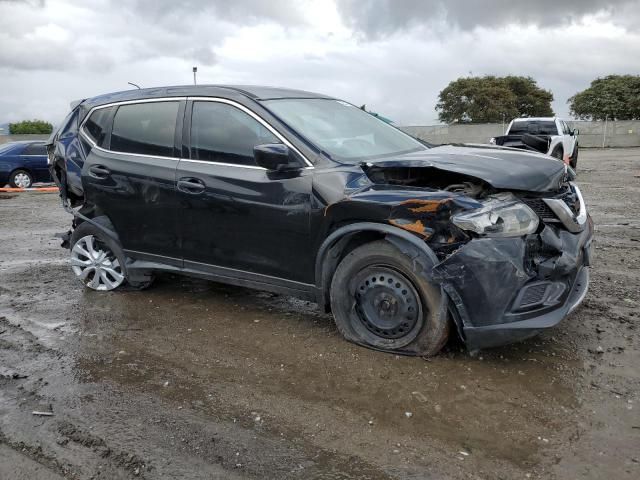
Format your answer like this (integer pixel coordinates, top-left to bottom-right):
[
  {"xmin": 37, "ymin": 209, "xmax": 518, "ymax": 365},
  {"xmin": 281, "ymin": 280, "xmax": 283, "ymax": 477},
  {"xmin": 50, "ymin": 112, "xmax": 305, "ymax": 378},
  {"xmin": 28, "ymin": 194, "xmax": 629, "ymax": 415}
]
[{"xmin": 357, "ymin": 160, "xmax": 593, "ymax": 351}]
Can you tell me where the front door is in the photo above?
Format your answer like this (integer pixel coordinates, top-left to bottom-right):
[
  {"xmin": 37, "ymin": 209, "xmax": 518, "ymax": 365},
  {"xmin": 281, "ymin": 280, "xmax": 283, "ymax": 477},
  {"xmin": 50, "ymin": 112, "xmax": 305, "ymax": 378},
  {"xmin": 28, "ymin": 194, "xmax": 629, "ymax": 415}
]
[{"xmin": 176, "ymin": 99, "xmax": 313, "ymax": 283}]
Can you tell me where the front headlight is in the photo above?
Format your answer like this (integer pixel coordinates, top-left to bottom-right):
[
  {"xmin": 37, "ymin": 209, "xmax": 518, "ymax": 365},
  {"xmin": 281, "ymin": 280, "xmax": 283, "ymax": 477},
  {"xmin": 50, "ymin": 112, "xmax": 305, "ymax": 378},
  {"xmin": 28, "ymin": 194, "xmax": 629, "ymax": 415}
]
[
  {"xmin": 452, "ymin": 193, "xmax": 539, "ymax": 237},
  {"xmin": 489, "ymin": 137, "xmax": 496, "ymax": 145}
]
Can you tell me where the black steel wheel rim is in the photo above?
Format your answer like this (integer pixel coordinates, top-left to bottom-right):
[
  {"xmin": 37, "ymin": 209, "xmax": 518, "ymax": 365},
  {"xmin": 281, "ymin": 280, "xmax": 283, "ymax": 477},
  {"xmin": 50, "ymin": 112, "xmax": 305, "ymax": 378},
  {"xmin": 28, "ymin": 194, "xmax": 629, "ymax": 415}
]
[{"xmin": 352, "ymin": 266, "xmax": 423, "ymax": 340}]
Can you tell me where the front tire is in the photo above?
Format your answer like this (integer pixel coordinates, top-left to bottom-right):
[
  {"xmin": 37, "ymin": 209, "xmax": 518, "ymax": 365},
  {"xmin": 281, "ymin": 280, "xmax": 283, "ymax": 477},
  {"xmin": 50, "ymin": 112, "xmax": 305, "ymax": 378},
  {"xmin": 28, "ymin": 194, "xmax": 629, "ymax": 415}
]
[
  {"xmin": 330, "ymin": 241, "xmax": 449, "ymax": 356},
  {"xmin": 9, "ymin": 169, "xmax": 33, "ymax": 188}
]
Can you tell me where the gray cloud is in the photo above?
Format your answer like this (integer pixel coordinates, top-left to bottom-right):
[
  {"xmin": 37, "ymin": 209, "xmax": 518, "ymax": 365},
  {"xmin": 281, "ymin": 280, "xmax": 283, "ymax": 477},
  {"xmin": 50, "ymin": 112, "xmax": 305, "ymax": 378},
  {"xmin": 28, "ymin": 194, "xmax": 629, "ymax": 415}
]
[
  {"xmin": 130, "ymin": 0, "xmax": 305, "ymax": 25},
  {"xmin": 336, "ymin": 0, "xmax": 640, "ymax": 37},
  {"xmin": 0, "ymin": 0, "xmax": 639, "ymax": 126}
]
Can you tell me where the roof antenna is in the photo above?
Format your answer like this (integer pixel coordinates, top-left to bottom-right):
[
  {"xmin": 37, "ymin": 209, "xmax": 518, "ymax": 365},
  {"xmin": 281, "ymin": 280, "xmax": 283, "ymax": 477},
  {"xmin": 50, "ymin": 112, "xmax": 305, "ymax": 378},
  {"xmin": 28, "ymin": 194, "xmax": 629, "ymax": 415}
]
[{"xmin": 127, "ymin": 82, "xmax": 141, "ymax": 89}]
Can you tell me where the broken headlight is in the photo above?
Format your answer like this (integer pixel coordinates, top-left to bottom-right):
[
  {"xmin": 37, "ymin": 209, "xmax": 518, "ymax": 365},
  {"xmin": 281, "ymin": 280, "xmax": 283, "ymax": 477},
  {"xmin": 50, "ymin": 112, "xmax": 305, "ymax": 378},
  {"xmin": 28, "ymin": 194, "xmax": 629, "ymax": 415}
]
[{"xmin": 452, "ymin": 193, "xmax": 539, "ymax": 237}]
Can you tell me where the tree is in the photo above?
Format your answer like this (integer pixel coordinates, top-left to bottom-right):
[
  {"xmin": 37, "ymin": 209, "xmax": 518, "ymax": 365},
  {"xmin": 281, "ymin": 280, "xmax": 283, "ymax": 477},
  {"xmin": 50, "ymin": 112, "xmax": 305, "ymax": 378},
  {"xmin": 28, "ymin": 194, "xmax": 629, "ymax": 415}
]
[
  {"xmin": 568, "ymin": 75, "xmax": 640, "ymax": 120},
  {"xmin": 9, "ymin": 120, "xmax": 53, "ymax": 134},
  {"xmin": 435, "ymin": 75, "xmax": 554, "ymax": 124}
]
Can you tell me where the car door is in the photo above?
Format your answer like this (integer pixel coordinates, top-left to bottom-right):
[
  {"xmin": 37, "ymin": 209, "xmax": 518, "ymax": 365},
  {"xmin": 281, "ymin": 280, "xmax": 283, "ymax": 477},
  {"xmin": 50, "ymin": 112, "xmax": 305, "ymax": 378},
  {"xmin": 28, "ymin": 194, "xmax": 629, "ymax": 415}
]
[
  {"xmin": 80, "ymin": 99, "xmax": 184, "ymax": 262},
  {"xmin": 176, "ymin": 98, "xmax": 314, "ymax": 284},
  {"xmin": 21, "ymin": 143, "xmax": 50, "ymax": 182}
]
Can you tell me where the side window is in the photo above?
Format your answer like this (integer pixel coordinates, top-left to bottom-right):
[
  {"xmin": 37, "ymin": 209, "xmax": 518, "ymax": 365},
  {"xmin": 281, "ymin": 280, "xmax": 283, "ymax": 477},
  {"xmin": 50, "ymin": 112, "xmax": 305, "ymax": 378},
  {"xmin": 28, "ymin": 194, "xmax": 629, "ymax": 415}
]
[
  {"xmin": 111, "ymin": 102, "xmax": 179, "ymax": 157},
  {"xmin": 190, "ymin": 101, "xmax": 280, "ymax": 165},
  {"xmin": 84, "ymin": 107, "xmax": 114, "ymax": 147},
  {"xmin": 23, "ymin": 143, "xmax": 47, "ymax": 155}
]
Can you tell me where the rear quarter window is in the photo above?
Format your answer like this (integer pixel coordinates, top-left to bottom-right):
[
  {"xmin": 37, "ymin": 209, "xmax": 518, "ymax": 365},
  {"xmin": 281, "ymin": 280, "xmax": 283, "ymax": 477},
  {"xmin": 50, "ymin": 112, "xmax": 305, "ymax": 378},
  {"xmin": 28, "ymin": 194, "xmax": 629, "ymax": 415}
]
[
  {"xmin": 83, "ymin": 107, "xmax": 115, "ymax": 147},
  {"xmin": 110, "ymin": 102, "xmax": 179, "ymax": 157}
]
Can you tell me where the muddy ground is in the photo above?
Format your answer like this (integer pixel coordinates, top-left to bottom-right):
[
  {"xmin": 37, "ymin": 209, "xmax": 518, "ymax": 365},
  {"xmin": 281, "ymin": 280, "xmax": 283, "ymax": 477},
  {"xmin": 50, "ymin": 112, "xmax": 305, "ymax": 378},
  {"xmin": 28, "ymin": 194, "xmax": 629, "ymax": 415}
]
[{"xmin": 1, "ymin": 148, "xmax": 639, "ymax": 479}]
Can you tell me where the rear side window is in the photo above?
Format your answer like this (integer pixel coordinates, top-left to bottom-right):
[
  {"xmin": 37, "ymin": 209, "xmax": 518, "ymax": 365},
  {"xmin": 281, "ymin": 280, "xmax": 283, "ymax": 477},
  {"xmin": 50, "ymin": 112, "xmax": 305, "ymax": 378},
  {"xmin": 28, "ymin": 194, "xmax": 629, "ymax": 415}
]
[
  {"xmin": 84, "ymin": 107, "xmax": 114, "ymax": 147},
  {"xmin": 23, "ymin": 143, "xmax": 47, "ymax": 155},
  {"xmin": 190, "ymin": 101, "xmax": 280, "ymax": 165},
  {"xmin": 111, "ymin": 102, "xmax": 179, "ymax": 157}
]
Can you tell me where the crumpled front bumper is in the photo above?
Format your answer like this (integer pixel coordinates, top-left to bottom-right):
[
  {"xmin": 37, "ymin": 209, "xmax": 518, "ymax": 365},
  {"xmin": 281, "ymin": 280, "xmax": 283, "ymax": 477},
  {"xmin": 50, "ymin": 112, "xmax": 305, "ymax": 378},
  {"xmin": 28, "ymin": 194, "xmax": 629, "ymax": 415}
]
[{"xmin": 432, "ymin": 215, "xmax": 594, "ymax": 351}]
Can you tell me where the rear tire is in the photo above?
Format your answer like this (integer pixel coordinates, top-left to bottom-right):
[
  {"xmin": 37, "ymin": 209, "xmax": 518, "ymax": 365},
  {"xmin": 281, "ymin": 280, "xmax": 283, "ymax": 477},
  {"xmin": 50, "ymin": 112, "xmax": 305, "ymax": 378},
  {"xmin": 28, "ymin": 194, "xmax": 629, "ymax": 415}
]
[
  {"xmin": 9, "ymin": 169, "xmax": 33, "ymax": 188},
  {"xmin": 550, "ymin": 146, "xmax": 564, "ymax": 161},
  {"xmin": 570, "ymin": 146, "xmax": 578, "ymax": 170},
  {"xmin": 70, "ymin": 222, "xmax": 153, "ymax": 291},
  {"xmin": 330, "ymin": 240, "xmax": 449, "ymax": 356}
]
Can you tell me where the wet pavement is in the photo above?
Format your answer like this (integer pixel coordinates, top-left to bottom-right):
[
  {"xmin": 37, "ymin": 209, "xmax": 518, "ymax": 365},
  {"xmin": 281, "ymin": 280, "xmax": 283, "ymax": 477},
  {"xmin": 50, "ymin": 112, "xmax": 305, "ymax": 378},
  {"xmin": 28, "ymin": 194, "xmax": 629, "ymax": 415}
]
[{"xmin": 1, "ymin": 148, "xmax": 639, "ymax": 479}]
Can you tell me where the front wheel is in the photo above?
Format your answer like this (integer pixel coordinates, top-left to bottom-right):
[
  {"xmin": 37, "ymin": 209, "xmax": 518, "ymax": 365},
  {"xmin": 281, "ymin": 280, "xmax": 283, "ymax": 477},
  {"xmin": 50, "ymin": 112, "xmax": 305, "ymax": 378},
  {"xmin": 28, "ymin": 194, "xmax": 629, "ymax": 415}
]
[{"xmin": 330, "ymin": 241, "xmax": 449, "ymax": 356}]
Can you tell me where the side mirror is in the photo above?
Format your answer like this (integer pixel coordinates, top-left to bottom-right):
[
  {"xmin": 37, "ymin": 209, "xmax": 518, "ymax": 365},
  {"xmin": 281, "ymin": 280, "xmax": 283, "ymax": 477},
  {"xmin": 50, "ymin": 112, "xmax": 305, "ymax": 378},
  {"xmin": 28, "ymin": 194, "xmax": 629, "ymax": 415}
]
[
  {"xmin": 253, "ymin": 143, "xmax": 296, "ymax": 170},
  {"xmin": 573, "ymin": 128, "xmax": 579, "ymax": 136}
]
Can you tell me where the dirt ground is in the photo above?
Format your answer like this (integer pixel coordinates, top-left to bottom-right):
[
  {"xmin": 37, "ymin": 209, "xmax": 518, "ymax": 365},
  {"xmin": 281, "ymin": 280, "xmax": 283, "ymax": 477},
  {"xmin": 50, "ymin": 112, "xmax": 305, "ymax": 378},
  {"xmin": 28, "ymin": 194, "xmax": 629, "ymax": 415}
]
[{"xmin": 1, "ymin": 148, "xmax": 638, "ymax": 479}]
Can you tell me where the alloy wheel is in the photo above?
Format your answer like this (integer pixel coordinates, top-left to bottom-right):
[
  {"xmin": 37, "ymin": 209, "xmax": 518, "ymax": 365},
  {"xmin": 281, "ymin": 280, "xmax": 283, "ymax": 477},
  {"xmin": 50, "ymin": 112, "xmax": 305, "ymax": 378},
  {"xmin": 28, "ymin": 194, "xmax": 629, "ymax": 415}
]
[{"xmin": 71, "ymin": 235, "xmax": 125, "ymax": 291}]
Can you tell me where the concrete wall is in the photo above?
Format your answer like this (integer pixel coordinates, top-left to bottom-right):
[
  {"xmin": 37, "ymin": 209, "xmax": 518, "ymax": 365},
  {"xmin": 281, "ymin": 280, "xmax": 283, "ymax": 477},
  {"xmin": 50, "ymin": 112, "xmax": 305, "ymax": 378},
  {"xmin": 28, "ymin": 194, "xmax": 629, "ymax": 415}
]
[
  {"xmin": 402, "ymin": 120, "xmax": 640, "ymax": 148},
  {"xmin": 0, "ymin": 134, "xmax": 50, "ymax": 145}
]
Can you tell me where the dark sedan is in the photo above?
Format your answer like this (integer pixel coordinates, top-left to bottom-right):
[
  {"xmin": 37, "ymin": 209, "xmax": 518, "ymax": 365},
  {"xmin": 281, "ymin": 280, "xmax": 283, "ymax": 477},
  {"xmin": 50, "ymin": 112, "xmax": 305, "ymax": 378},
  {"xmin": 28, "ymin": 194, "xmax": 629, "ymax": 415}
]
[{"xmin": 0, "ymin": 141, "xmax": 51, "ymax": 188}]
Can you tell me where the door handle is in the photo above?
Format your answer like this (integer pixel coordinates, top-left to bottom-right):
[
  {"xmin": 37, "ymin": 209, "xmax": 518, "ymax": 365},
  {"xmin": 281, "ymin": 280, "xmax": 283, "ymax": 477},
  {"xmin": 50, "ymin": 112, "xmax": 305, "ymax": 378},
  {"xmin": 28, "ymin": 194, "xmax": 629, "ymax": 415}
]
[
  {"xmin": 177, "ymin": 178, "xmax": 206, "ymax": 194},
  {"xmin": 88, "ymin": 165, "xmax": 111, "ymax": 179}
]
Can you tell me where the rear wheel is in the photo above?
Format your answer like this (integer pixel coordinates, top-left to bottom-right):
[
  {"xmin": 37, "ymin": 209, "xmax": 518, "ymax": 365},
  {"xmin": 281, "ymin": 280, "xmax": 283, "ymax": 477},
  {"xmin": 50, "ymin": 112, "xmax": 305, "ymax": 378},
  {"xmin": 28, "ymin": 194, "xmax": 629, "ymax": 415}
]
[
  {"xmin": 330, "ymin": 241, "xmax": 449, "ymax": 356},
  {"xmin": 70, "ymin": 222, "xmax": 153, "ymax": 291},
  {"xmin": 550, "ymin": 146, "xmax": 564, "ymax": 161},
  {"xmin": 570, "ymin": 146, "xmax": 578, "ymax": 170},
  {"xmin": 9, "ymin": 169, "xmax": 33, "ymax": 188}
]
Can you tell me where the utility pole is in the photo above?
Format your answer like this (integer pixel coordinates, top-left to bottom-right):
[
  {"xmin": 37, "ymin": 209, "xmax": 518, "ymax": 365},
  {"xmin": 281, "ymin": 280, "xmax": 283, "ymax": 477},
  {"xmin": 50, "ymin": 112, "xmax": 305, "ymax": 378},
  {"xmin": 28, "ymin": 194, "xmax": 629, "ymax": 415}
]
[{"xmin": 193, "ymin": 66, "xmax": 198, "ymax": 85}]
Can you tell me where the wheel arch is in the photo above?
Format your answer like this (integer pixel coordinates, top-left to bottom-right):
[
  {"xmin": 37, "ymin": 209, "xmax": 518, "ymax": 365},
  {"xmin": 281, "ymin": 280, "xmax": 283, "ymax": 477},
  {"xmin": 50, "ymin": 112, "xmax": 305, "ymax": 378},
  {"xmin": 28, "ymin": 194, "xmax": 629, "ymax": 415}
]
[
  {"xmin": 314, "ymin": 222, "xmax": 441, "ymax": 311},
  {"xmin": 9, "ymin": 166, "xmax": 34, "ymax": 180}
]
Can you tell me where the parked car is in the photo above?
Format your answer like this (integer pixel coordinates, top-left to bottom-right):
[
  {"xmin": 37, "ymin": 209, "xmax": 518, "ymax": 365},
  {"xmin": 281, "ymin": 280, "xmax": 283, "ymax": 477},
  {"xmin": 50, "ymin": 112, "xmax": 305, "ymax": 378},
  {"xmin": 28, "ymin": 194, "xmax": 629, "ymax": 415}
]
[
  {"xmin": 490, "ymin": 117, "xmax": 579, "ymax": 169},
  {"xmin": 47, "ymin": 86, "xmax": 593, "ymax": 355},
  {"xmin": 0, "ymin": 140, "xmax": 51, "ymax": 188}
]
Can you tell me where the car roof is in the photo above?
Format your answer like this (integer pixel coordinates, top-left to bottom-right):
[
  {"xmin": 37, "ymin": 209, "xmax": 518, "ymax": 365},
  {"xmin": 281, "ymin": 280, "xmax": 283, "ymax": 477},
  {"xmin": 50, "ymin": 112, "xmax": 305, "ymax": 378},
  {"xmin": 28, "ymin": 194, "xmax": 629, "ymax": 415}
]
[{"xmin": 82, "ymin": 85, "xmax": 335, "ymax": 110}]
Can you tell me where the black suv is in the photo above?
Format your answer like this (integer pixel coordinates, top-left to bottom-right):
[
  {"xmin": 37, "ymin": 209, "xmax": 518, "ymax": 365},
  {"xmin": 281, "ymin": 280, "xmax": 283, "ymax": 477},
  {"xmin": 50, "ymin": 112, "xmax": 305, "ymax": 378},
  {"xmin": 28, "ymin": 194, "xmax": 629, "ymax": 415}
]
[{"xmin": 48, "ymin": 85, "xmax": 593, "ymax": 355}]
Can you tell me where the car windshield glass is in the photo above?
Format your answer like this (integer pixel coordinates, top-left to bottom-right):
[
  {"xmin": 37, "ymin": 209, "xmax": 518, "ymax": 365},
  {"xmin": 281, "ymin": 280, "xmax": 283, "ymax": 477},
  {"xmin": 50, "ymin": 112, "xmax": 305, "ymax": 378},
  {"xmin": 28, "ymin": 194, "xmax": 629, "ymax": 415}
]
[
  {"xmin": 509, "ymin": 121, "xmax": 558, "ymax": 136},
  {"xmin": 263, "ymin": 98, "xmax": 426, "ymax": 162}
]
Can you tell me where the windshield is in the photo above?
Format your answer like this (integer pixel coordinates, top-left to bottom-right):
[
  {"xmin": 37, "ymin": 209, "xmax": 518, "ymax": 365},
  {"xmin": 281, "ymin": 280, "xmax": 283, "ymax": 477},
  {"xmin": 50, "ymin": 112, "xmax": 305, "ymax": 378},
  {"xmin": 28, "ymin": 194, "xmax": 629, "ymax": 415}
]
[{"xmin": 263, "ymin": 98, "xmax": 426, "ymax": 162}]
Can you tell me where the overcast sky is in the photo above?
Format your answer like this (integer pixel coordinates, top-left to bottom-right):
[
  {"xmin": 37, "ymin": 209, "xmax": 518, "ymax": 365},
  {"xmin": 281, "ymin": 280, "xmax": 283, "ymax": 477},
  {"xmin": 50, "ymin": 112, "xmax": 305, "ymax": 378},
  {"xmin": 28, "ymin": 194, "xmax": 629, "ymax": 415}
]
[{"xmin": 1, "ymin": 0, "xmax": 639, "ymax": 125}]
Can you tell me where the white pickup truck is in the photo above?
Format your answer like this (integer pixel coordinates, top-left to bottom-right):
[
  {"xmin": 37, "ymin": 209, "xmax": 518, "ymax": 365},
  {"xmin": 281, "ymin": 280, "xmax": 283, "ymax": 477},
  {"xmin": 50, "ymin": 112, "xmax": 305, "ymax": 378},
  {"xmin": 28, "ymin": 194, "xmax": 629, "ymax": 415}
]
[{"xmin": 491, "ymin": 117, "xmax": 579, "ymax": 169}]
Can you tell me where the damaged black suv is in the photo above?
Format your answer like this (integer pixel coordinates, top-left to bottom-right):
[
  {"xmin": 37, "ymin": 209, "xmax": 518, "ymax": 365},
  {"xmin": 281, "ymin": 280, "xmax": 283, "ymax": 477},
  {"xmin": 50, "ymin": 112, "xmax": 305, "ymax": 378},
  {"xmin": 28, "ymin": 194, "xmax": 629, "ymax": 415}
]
[{"xmin": 48, "ymin": 85, "xmax": 593, "ymax": 355}]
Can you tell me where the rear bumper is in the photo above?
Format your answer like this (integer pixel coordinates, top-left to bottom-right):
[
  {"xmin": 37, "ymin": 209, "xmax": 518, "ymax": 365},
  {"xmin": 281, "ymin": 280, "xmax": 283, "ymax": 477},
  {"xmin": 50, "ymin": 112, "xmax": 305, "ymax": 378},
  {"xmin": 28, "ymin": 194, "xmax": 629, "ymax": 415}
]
[{"xmin": 433, "ymin": 215, "xmax": 594, "ymax": 351}]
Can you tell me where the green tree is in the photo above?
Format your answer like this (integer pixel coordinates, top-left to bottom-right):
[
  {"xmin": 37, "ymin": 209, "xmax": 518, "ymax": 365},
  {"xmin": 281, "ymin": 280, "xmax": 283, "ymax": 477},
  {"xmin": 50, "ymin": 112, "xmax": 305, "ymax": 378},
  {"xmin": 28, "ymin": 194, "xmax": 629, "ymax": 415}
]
[
  {"xmin": 9, "ymin": 120, "xmax": 53, "ymax": 134},
  {"xmin": 568, "ymin": 75, "xmax": 640, "ymax": 120},
  {"xmin": 435, "ymin": 75, "xmax": 554, "ymax": 123}
]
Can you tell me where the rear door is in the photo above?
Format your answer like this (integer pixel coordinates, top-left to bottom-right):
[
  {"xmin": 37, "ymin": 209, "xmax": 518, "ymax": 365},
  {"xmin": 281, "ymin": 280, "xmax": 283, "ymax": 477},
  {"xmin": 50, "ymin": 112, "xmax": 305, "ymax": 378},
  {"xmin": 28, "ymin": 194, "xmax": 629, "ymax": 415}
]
[
  {"xmin": 176, "ymin": 98, "xmax": 314, "ymax": 283},
  {"xmin": 80, "ymin": 99, "xmax": 184, "ymax": 262},
  {"xmin": 21, "ymin": 143, "xmax": 49, "ymax": 182}
]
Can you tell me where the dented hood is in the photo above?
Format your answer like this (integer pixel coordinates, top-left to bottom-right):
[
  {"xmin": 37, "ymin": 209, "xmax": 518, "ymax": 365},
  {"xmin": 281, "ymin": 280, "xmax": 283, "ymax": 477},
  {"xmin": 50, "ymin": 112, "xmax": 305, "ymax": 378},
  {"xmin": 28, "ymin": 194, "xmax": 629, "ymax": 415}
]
[{"xmin": 365, "ymin": 144, "xmax": 567, "ymax": 192}]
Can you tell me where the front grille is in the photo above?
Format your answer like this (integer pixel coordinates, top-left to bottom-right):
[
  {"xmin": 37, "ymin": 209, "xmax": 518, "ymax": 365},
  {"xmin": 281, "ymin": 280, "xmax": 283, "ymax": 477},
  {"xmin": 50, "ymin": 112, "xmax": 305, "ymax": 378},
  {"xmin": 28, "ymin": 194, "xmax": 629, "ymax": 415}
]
[{"xmin": 523, "ymin": 198, "xmax": 559, "ymax": 222}]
